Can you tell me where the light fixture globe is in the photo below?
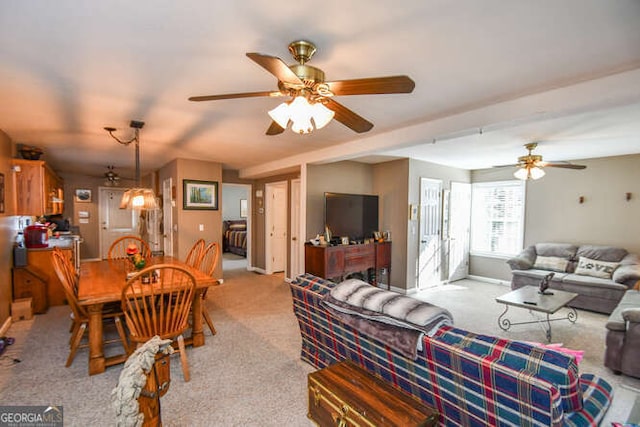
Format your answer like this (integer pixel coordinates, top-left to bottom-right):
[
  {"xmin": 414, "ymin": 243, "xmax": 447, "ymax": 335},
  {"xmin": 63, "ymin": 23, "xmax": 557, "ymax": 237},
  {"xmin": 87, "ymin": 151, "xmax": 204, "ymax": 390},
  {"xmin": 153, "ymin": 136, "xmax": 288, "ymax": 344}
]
[{"xmin": 269, "ymin": 95, "xmax": 335, "ymax": 134}]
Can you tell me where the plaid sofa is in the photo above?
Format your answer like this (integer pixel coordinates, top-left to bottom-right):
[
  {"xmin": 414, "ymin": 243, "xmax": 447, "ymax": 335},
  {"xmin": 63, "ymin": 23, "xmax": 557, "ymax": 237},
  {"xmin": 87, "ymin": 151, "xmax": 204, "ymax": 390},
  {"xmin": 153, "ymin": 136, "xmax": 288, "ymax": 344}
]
[{"xmin": 291, "ymin": 274, "xmax": 613, "ymax": 426}]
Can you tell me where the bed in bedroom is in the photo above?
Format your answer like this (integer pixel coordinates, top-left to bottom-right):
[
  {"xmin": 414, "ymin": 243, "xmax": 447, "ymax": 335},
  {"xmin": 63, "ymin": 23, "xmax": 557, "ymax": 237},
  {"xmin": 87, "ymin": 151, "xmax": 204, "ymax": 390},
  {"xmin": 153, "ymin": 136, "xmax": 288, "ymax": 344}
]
[{"xmin": 223, "ymin": 219, "xmax": 247, "ymax": 257}]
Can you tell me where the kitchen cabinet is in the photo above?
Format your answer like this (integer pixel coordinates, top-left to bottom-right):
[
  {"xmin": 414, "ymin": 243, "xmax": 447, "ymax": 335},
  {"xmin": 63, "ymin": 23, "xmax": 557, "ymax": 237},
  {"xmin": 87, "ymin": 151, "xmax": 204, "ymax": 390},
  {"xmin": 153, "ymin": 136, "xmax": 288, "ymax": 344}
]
[
  {"xmin": 12, "ymin": 159, "xmax": 64, "ymax": 216},
  {"xmin": 12, "ymin": 247, "xmax": 73, "ymax": 308}
]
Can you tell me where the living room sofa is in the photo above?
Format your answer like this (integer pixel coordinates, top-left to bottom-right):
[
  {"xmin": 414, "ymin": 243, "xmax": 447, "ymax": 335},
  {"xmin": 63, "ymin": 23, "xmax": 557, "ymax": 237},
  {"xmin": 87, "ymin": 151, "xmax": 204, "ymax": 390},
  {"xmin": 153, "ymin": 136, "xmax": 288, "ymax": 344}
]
[
  {"xmin": 507, "ymin": 243, "xmax": 640, "ymax": 314},
  {"xmin": 605, "ymin": 290, "xmax": 640, "ymax": 378},
  {"xmin": 290, "ymin": 273, "xmax": 612, "ymax": 426}
]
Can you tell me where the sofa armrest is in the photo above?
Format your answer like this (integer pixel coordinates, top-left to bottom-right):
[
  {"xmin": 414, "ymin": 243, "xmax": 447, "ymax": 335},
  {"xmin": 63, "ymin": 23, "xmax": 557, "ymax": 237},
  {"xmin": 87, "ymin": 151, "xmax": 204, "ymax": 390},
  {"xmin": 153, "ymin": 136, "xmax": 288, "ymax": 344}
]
[
  {"xmin": 622, "ymin": 308, "xmax": 640, "ymax": 323},
  {"xmin": 506, "ymin": 245, "xmax": 536, "ymax": 270},
  {"xmin": 612, "ymin": 263, "xmax": 640, "ymax": 285}
]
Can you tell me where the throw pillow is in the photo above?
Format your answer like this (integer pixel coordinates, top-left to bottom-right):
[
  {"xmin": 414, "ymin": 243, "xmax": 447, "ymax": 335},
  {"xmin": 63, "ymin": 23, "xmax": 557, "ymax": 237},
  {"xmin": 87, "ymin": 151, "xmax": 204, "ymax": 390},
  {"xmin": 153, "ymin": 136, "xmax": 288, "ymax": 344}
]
[
  {"xmin": 228, "ymin": 223, "xmax": 246, "ymax": 230},
  {"xmin": 533, "ymin": 256, "xmax": 569, "ymax": 272},
  {"xmin": 574, "ymin": 256, "xmax": 619, "ymax": 279}
]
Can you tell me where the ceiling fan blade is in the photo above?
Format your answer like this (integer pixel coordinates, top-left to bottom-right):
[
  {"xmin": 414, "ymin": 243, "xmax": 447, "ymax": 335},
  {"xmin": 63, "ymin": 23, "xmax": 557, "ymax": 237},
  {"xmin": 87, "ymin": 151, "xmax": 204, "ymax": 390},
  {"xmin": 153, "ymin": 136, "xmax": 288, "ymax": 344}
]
[
  {"xmin": 246, "ymin": 52, "xmax": 304, "ymax": 86},
  {"xmin": 325, "ymin": 76, "xmax": 415, "ymax": 96},
  {"xmin": 188, "ymin": 90, "xmax": 283, "ymax": 102},
  {"xmin": 265, "ymin": 121, "xmax": 285, "ymax": 135},
  {"xmin": 492, "ymin": 163, "xmax": 520, "ymax": 168},
  {"xmin": 324, "ymin": 99, "xmax": 374, "ymax": 133},
  {"xmin": 541, "ymin": 161, "xmax": 586, "ymax": 170}
]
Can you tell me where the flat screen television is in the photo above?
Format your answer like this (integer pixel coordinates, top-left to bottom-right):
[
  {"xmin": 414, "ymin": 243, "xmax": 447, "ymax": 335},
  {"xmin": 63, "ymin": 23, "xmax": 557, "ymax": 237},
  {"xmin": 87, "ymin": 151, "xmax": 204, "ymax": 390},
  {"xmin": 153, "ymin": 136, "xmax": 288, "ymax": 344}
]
[{"xmin": 324, "ymin": 192, "xmax": 379, "ymax": 242}]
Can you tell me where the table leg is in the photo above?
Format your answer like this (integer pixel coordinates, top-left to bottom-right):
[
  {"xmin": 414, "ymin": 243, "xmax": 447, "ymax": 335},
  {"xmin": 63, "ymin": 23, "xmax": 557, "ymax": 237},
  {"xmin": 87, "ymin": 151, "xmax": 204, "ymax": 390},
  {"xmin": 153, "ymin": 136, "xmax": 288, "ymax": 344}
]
[
  {"xmin": 498, "ymin": 304, "xmax": 512, "ymax": 331},
  {"xmin": 87, "ymin": 303, "xmax": 105, "ymax": 375},
  {"xmin": 191, "ymin": 290, "xmax": 205, "ymax": 347}
]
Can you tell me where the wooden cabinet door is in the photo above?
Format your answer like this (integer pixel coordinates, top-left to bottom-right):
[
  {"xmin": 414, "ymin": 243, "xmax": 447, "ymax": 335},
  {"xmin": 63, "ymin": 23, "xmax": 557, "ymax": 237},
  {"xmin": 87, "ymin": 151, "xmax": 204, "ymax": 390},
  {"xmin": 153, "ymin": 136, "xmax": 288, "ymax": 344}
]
[{"xmin": 14, "ymin": 160, "xmax": 44, "ymax": 215}]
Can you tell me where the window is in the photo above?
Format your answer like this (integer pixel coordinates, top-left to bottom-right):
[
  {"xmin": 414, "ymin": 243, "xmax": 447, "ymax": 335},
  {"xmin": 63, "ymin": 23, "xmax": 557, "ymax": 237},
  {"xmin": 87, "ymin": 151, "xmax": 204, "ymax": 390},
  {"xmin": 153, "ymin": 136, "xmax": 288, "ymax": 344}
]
[{"xmin": 470, "ymin": 180, "xmax": 525, "ymax": 257}]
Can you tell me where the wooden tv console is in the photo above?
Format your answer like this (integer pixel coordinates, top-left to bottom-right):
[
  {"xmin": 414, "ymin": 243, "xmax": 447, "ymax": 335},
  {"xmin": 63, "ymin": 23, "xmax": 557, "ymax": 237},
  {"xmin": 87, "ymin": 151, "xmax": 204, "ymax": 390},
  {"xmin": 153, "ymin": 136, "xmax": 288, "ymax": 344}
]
[{"xmin": 304, "ymin": 241, "xmax": 391, "ymax": 288}]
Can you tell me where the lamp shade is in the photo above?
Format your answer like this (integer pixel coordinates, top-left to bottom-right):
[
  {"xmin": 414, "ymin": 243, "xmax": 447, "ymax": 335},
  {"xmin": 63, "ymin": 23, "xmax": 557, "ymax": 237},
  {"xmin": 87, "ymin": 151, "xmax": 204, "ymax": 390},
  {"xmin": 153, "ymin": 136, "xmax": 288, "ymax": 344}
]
[
  {"xmin": 268, "ymin": 102, "xmax": 290, "ymax": 129},
  {"xmin": 120, "ymin": 188, "xmax": 158, "ymax": 210}
]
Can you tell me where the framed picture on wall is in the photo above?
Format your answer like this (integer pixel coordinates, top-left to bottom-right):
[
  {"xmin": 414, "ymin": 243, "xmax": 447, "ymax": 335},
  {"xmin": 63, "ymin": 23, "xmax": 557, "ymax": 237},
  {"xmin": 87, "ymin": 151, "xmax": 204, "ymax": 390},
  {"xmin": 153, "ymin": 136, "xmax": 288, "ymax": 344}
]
[
  {"xmin": 183, "ymin": 179, "xmax": 218, "ymax": 210},
  {"xmin": 240, "ymin": 199, "xmax": 248, "ymax": 218},
  {"xmin": 75, "ymin": 188, "xmax": 92, "ymax": 203}
]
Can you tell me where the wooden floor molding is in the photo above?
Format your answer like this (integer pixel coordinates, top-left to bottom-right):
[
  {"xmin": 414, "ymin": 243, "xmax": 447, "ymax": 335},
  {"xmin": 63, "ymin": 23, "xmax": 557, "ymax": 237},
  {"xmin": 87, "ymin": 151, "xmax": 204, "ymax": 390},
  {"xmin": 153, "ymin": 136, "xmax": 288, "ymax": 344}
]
[{"xmin": 0, "ymin": 316, "xmax": 11, "ymax": 337}]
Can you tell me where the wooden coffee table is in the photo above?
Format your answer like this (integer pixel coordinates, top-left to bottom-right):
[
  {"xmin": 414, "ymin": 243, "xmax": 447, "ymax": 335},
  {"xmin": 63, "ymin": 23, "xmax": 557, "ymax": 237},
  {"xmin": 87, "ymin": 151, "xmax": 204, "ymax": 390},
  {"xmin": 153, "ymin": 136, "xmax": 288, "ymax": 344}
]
[{"xmin": 496, "ymin": 286, "xmax": 578, "ymax": 342}]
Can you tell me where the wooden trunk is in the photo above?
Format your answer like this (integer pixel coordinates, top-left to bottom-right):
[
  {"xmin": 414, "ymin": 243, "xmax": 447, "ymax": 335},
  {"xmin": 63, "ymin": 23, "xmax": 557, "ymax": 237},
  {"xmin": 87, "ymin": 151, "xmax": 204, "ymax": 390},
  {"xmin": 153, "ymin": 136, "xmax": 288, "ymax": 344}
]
[
  {"xmin": 308, "ymin": 360, "xmax": 438, "ymax": 427},
  {"xmin": 139, "ymin": 353, "xmax": 171, "ymax": 427}
]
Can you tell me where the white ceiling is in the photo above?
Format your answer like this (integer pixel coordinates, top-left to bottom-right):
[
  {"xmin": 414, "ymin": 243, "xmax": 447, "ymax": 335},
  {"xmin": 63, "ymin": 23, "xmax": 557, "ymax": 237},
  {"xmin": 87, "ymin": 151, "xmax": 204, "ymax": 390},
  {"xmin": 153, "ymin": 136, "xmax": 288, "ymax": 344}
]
[{"xmin": 1, "ymin": 1, "xmax": 640, "ymax": 179}]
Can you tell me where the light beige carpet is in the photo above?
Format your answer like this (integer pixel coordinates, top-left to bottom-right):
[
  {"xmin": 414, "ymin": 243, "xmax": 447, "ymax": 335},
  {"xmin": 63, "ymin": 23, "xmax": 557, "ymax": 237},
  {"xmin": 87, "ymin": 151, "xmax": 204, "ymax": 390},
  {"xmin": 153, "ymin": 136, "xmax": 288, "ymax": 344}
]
[{"xmin": 1, "ymin": 270, "xmax": 638, "ymax": 425}]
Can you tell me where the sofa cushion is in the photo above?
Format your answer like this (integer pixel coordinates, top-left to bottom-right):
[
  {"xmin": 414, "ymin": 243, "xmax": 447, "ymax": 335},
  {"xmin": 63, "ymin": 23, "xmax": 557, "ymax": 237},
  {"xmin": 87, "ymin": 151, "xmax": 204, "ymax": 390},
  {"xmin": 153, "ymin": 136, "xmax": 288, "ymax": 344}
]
[
  {"xmin": 513, "ymin": 269, "xmax": 568, "ymax": 282},
  {"xmin": 533, "ymin": 256, "xmax": 569, "ymax": 272},
  {"xmin": 612, "ymin": 263, "xmax": 640, "ymax": 284},
  {"xmin": 574, "ymin": 256, "xmax": 619, "ymax": 279},
  {"xmin": 535, "ymin": 243, "xmax": 578, "ymax": 259},
  {"xmin": 606, "ymin": 290, "xmax": 640, "ymax": 331},
  {"xmin": 576, "ymin": 245, "xmax": 628, "ymax": 263},
  {"xmin": 434, "ymin": 326, "xmax": 583, "ymax": 413}
]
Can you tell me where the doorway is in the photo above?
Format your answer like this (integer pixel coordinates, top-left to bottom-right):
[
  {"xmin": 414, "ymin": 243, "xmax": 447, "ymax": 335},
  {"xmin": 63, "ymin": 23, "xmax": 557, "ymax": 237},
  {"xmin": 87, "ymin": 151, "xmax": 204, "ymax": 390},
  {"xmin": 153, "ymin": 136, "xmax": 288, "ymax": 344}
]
[
  {"xmin": 221, "ymin": 183, "xmax": 251, "ymax": 272},
  {"xmin": 417, "ymin": 178, "xmax": 442, "ymax": 290},
  {"xmin": 265, "ymin": 181, "xmax": 287, "ymax": 274},
  {"xmin": 98, "ymin": 188, "xmax": 138, "ymax": 259},
  {"xmin": 447, "ymin": 182, "xmax": 471, "ymax": 282}
]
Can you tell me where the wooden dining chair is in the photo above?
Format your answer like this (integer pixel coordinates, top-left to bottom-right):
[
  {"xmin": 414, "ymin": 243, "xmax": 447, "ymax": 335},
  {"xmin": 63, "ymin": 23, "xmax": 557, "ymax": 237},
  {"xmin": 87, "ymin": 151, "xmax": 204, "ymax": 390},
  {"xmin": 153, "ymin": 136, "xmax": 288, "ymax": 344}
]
[
  {"xmin": 197, "ymin": 242, "xmax": 220, "ymax": 335},
  {"xmin": 185, "ymin": 238, "xmax": 205, "ymax": 268},
  {"xmin": 121, "ymin": 264, "xmax": 196, "ymax": 382},
  {"xmin": 108, "ymin": 235, "xmax": 152, "ymax": 261},
  {"xmin": 52, "ymin": 249, "xmax": 130, "ymax": 367}
]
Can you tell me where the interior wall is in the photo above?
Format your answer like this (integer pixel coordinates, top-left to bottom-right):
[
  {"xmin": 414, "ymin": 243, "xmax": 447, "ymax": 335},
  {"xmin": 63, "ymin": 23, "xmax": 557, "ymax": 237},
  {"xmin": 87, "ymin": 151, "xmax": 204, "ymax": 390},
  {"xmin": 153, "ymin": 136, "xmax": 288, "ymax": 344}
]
[
  {"xmin": 470, "ymin": 154, "xmax": 640, "ymax": 281},
  {"xmin": 59, "ymin": 173, "xmax": 136, "ymax": 259},
  {"xmin": 372, "ymin": 159, "xmax": 409, "ymax": 288},
  {"xmin": 222, "ymin": 184, "xmax": 249, "ymax": 220},
  {"xmin": 407, "ymin": 159, "xmax": 471, "ymax": 291},
  {"xmin": 305, "ymin": 161, "xmax": 374, "ymax": 240},
  {"xmin": 251, "ymin": 171, "xmax": 300, "ymax": 272},
  {"xmin": 172, "ymin": 158, "xmax": 224, "ymax": 279},
  {"xmin": 0, "ymin": 130, "xmax": 16, "ymax": 322}
]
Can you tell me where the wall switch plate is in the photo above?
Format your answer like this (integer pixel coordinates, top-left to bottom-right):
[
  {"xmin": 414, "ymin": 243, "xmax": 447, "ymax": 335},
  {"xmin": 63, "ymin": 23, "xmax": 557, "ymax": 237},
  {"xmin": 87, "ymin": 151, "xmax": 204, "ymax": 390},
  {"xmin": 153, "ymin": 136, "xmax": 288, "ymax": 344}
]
[{"xmin": 199, "ymin": 224, "xmax": 204, "ymax": 231}]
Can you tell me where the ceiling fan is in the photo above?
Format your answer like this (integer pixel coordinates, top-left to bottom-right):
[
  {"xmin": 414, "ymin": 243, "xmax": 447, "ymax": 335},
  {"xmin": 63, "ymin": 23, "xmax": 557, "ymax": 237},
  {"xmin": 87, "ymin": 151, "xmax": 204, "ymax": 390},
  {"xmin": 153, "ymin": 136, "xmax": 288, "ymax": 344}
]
[
  {"xmin": 104, "ymin": 165, "xmax": 120, "ymax": 186},
  {"xmin": 498, "ymin": 143, "xmax": 586, "ymax": 180},
  {"xmin": 188, "ymin": 40, "xmax": 415, "ymax": 135}
]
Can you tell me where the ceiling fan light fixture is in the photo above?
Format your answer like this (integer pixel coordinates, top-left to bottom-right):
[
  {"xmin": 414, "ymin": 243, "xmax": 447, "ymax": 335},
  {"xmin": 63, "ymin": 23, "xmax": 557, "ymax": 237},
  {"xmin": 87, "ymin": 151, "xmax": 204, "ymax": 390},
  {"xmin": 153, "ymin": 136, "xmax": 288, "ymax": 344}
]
[
  {"xmin": 267, "ymin": 102, "xmax": 290, "ymax": 129},
  {"xmin": 311, "ymin": 102, "xmax": 335, "ymax": 129},
  {"xmin": 514, "ymin": 165, "xmax": 545, "ymax": 180},
  {"xmin": 269, "ymin": 95, "xmax": 335, "ymax": 134}
]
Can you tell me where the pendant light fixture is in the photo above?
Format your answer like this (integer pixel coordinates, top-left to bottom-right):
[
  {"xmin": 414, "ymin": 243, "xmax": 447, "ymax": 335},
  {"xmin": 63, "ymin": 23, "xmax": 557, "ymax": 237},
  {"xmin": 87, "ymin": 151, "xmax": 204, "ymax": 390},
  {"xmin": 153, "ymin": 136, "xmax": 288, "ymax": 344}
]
[{"xmin": 104, "ymin": 120, "xmax": 158, "ymax": 210}]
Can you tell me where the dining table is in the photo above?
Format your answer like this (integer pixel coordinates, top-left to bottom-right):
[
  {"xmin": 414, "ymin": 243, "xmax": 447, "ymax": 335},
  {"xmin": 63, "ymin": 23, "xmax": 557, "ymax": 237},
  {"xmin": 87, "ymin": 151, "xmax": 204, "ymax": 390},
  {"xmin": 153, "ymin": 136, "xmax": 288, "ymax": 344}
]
[{"xmin": 78, "ymin": 255, "xmax": 219, "ymax": 375}]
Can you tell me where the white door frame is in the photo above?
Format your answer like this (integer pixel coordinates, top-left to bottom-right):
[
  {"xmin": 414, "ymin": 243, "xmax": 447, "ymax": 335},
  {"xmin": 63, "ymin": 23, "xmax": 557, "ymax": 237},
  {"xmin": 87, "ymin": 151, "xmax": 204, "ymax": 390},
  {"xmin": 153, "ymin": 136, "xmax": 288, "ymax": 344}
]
[
  {"xmin": 265, "ymin": 181, "xmax": 288, "ymax": 275},
  {"xmin": 288, "ymin": 179, "xmax": 302, "ymax": 280}
]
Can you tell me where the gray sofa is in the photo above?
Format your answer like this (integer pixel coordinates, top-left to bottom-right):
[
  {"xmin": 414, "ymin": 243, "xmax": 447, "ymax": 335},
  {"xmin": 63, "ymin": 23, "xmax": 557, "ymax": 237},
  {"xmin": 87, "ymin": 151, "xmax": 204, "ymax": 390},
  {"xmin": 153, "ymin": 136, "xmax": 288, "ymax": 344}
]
[
  {"xmin": 605, "ymin": 290, "xmax": 640, "ymax": 378},
  {"xmin": 507, "ymin": 243, "xmax": 640, "ymax": 314}
]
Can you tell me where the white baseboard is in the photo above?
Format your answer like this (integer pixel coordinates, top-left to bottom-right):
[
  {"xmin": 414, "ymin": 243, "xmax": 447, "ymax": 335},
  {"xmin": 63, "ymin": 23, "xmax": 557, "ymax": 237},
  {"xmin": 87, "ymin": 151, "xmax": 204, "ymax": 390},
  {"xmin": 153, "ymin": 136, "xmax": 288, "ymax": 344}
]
[
  {"xmin": 467, "ymin": 274, "xmax": 511, "ymax": 286},
  {"xmin": 248, "ymin": 266, "xmax": 268, "ymax": 275},
  {"xmin": 0, "ymin": 316, "xmax": 12, "ymax": 336}
]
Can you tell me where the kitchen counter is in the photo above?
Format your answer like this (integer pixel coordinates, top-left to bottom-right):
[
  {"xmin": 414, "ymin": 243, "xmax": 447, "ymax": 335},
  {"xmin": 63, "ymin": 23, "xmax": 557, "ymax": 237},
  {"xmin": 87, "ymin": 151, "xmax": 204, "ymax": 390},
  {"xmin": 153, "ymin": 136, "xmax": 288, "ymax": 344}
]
[{"xmin": 26, "ymin": 234, "xmax": 82, "ymax": 251}]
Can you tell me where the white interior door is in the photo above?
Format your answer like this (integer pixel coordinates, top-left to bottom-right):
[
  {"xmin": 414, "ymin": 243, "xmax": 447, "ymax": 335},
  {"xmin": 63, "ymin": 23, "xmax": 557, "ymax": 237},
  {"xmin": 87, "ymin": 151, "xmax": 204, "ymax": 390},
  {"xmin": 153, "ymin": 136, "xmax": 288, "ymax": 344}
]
[
  {"xmin": 162, "ymin": 178, "xmax": 173, "ymax": 257},
  {"xmin": 265, "ymin": 181, "xmax": 287, "ymax": 274},
  {"xmin": 418, "ymin": 178, "xmax": 442, "ymax": 290},
  {"xmin": 99, "ymin": 188, "xmax": 138, "ymax": 259},
  {"xmin": 289, "ymin": 179, "xmax": 302, "ymax": 280},
  {"xmin": 448, "ymin": 182, "xmax": 471, "ymax": 282}
]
